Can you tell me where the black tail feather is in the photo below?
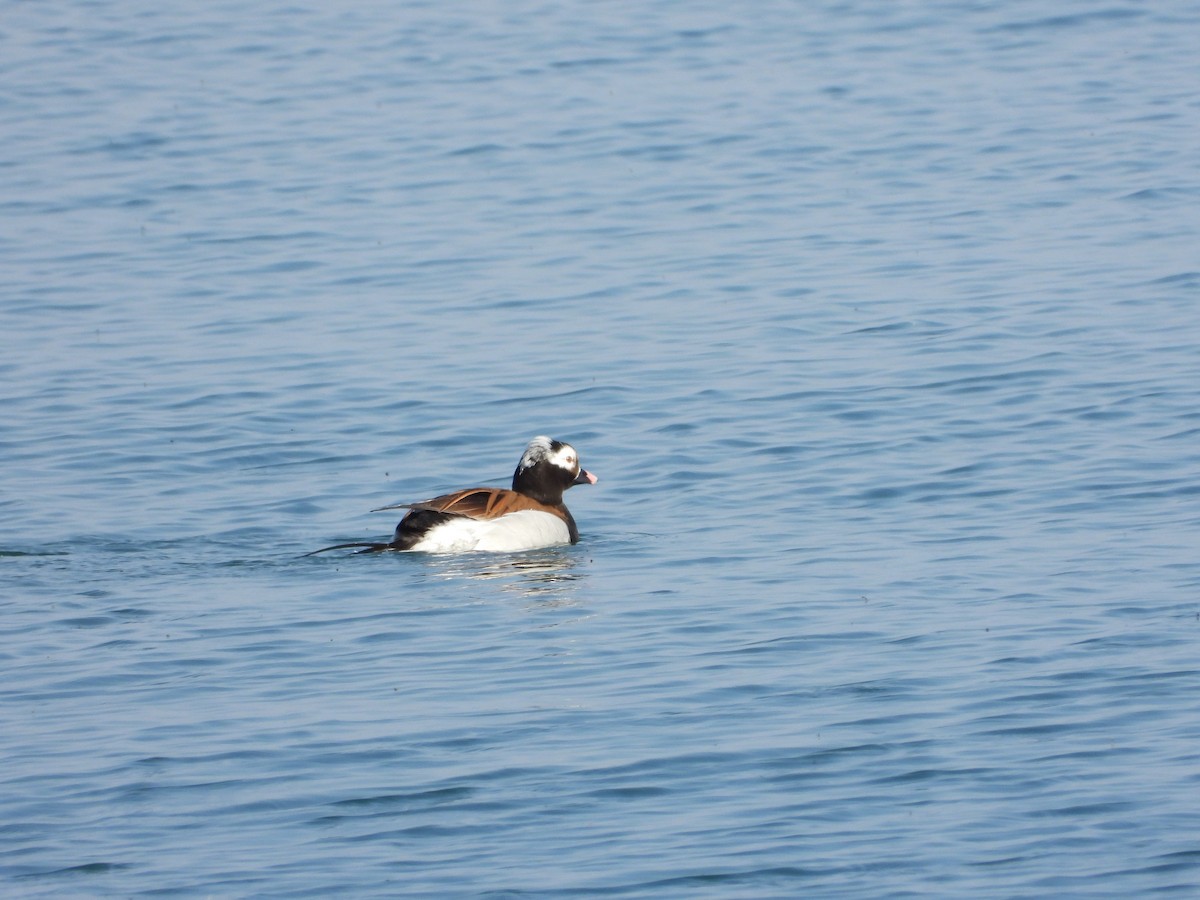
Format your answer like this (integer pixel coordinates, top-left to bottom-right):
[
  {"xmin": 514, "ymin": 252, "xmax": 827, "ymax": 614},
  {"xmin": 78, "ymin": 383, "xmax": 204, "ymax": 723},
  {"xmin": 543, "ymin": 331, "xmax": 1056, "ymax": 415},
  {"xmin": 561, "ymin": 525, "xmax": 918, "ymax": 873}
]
[{"xmin": 301, "ymin": 541, "xmax": 392, "ymax": 557}]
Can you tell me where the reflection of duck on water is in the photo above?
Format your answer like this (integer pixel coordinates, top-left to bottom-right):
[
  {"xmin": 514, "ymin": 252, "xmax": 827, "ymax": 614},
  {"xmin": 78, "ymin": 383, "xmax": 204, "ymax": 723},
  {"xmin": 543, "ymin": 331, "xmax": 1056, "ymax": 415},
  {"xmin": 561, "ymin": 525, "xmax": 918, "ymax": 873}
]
[
  {"xmin": 306, "ymin": 436, "xmax": 597, "ymax": 556},
  {"xmin": 434, "ymin": 547, "xmax": 587, "ymax": 600}
]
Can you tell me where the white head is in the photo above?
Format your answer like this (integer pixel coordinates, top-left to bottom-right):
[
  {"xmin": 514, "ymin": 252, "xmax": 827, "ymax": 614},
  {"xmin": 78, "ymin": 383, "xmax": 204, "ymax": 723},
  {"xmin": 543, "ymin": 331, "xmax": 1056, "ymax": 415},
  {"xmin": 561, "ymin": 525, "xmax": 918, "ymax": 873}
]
[
  {"xmin": 518, "ymin": 435, "xmax": 579, "ymax": 476},
  {"xmin": 513, "ymin": 435, "xmax": 596, "ymax": 502}
]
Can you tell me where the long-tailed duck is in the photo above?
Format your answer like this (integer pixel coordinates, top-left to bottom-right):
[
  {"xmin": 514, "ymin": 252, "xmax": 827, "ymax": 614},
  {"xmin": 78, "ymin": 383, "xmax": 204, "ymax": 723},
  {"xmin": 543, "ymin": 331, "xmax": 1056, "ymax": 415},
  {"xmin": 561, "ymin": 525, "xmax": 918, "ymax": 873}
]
[{"xmin": 306, "ymin": 436, "xmax": 596, "ymax": 555}]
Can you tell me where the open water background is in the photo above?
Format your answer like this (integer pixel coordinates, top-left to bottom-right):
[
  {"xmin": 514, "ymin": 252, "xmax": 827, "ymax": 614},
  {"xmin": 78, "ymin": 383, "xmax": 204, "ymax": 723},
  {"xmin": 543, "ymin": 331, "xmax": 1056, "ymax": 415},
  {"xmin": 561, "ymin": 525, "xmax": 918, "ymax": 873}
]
[{"xmin": 4, "ymin": 1, "xmax": 1200, "ymax": 896}]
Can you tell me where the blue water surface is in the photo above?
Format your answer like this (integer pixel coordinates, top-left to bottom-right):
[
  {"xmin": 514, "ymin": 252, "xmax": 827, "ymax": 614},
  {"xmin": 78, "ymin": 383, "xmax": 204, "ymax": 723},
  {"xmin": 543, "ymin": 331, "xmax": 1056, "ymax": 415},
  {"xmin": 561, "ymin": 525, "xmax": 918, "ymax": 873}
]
[{"xmin": 3, "ymin": 1, "xmax": 1200, "ymax": 896}]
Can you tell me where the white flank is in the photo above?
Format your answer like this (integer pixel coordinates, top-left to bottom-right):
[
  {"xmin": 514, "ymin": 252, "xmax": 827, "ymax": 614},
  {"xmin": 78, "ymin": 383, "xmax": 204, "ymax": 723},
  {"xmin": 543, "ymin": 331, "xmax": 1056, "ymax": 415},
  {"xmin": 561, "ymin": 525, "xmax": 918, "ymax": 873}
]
[{"xmin": 408, "ymin": 510, "xmax": 571, "ymax": 553}]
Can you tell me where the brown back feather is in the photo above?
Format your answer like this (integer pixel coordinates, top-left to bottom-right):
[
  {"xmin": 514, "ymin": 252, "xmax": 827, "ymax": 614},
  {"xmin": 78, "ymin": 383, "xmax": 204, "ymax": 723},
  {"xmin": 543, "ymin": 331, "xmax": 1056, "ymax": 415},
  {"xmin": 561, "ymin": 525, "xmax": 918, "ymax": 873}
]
[{"xmin": 404, "ymin": 487, "xmax": 569, "ymax": 523}]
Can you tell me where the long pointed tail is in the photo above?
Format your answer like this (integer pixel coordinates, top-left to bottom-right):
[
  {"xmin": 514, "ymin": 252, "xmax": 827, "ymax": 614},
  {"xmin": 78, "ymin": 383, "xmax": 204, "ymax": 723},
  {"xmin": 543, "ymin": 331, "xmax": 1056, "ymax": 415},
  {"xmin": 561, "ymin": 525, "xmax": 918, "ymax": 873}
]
[{"xmin": 301, "ymin": 541, "xmax": 391, "ymax": 557}]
